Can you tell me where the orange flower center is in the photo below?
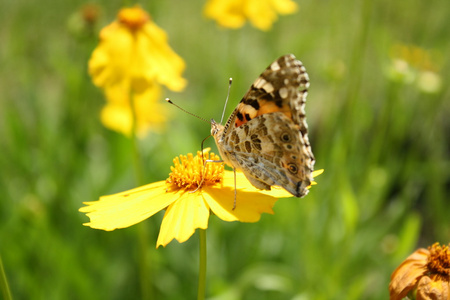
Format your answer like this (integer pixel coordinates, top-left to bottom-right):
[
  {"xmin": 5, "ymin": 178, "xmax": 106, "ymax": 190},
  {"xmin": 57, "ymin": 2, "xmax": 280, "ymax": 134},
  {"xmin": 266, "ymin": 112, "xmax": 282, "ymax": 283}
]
[
  {"xmin": 118, "ymin": 6, "xmax": 150, "ymax": 30},
  {"xmin": 427, "ymin": 243, "xmax": 450, "ymax": 277},
  {"xmin": 166, "ymin": 150, "xmax": 224, "ymax": 190}
]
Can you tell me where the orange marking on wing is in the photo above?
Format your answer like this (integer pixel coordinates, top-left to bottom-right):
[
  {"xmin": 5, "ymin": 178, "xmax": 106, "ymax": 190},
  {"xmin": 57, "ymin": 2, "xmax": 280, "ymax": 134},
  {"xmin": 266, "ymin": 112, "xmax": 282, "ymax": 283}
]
[{"xmin": 234, "ymin": 100, "xmax": 292, "ymax": 127}]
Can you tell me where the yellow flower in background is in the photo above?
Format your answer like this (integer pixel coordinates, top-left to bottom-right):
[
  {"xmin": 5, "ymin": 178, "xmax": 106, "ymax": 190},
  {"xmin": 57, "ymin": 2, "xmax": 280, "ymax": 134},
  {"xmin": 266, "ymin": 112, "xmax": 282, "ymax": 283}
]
[
  {"xmin": 80, "ymin": 150, "xmax": 320, "ymax": 248},
  {"xmin": 87, "ymin": 6, "xmax": 186, "ymax": 136},
  {"xmin": 100, "ymin": 84, "xmax": 168, "ymax": 137},
  {"xmin": 204, "ymin": 0, "xmax": 298, "ymax": 31},
  {"xmin": 89, "ymin": 6, "xmax": 186, "ymax": 93},
  {"xmin": 389, "ymin": 242, "xmax": 450, "ymax": 300}
]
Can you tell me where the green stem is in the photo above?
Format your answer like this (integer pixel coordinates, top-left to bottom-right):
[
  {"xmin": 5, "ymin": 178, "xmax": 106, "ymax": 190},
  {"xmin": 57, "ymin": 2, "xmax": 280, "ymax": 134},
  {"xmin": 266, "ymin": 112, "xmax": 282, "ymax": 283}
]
[
  {"xmin": 0, "ymin": 255, "xmax": 12, "ymax": 300},
  {"xmin": 197, "ymin": 229, "xmax": 207, "ymax": 300},
  {"xmin": 129, "ymin": 91, "xmax": 152, "ymax": 300},
  {"xmin": 138, "ymin": 223, "xmax": 151, "ymax": 300},
  {"xmin": 130, "ymin": 91, "xmax": 145, "ymax": 186}
]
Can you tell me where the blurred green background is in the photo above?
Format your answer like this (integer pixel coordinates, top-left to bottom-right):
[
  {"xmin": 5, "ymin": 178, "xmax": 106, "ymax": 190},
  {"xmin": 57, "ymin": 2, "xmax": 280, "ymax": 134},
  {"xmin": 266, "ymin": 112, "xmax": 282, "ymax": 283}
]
[{"xmin": 1, "ymin": 0, "xmax": 449, "ymax": 299}]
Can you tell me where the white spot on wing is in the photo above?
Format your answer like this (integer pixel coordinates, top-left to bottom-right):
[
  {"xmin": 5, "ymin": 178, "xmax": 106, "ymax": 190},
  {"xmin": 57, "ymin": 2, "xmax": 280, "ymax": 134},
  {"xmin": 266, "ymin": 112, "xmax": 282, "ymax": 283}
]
[
  {"xmin": 262, "ymin": 82, "xmax": 274, "ymax": 93},
  {"xmin": 270, "ymin": 61, "xmax": 281, "ymax": 71},
  {"xmin": 253, "ymin": 77, "xmax": 267, "ymax": 89},
  {"xmin": 254, "ymin": 77, "xmax": 274, "ymax": 93},
  {"xmin": 279, "ymin": 87, "xmax": 288, "ymax": 99}
]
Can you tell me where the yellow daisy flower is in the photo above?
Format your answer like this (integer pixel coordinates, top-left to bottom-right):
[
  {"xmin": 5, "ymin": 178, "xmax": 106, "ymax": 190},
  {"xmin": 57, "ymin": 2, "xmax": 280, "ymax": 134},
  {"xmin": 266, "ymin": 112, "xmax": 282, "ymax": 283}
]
[
  {"xmin": 204, "ymin": 0, "xmax": 298, "ymax": 31},
  {"xmin": 389, "ymin": 242, "xmax": 450, "ymax": 300},
  {"xmin": 88, "ymin": 5, "xmax": 187, "ymax": 94},
  {"xmin": 79, "ymin": 150, "xmax": 320, "ymax": 247}
]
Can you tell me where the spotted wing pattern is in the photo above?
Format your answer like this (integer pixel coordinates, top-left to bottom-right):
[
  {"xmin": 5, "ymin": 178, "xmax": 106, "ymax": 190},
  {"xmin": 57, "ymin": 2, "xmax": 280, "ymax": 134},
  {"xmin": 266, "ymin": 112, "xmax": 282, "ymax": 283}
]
[{"xmin": 211, "ymin": 54, "xmax": 315, "ymax": 197}]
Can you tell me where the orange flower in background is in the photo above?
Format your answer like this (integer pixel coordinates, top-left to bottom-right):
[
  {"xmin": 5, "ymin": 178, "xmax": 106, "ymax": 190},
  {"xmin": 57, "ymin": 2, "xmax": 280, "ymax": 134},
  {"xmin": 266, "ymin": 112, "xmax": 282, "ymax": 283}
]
[
  {"xmin": 80, "ymin": 150, "xmax": 322, "ymax": 247},
  {"xmin": 204, "ymin": 0, "xmax": 298, "ymax": 31},
  {"xmin": 389, "ymin": 242, "xmax": 450, "ymax": 300}
]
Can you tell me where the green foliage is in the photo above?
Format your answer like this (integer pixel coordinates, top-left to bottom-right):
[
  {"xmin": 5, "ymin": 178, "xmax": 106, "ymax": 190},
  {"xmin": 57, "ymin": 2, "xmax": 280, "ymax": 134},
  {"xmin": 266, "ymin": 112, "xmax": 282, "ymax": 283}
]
[{"xmin": 0, "ymin": 0, "xmax": 449, "ymax": 299}]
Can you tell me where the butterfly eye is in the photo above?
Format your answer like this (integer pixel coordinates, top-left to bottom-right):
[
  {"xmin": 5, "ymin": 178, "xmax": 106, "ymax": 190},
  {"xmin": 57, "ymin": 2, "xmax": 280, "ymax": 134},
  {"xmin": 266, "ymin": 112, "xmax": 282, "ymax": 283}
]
[
  {"xmin": 280, "ymin": 132, "xmax": 291, "ymax": 142},
  {"xmin": 288, "ymin": 163, "xmax": 298, "ymax": 174}
]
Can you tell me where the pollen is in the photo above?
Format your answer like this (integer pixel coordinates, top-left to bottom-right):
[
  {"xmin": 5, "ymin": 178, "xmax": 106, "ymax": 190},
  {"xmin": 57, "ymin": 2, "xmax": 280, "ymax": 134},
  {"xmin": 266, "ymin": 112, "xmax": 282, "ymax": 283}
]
[
  {"xmin": 118, "ymin": 6, "xmax": 150, "ymax": 30},
  {"xmin": 427, "ymin": 242, "xmax": 450, "ymax": 277},
  {"xmin": 166, "ymin": 150, "xmax": 224, "ymax": 190}
]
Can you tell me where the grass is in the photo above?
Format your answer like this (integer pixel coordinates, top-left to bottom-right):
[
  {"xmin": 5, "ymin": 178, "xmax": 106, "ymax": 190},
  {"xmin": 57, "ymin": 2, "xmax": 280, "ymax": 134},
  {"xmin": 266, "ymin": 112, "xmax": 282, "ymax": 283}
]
[{"xmin": 0, "ymin": 0, "xmax": 449, "ymax": 299}]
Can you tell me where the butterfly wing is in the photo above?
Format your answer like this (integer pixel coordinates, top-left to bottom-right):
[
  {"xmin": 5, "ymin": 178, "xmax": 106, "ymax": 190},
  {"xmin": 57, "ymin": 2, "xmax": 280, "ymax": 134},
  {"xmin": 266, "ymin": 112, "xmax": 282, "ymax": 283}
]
[
  {"xmin": 221, "ymin": 112, "xmax": 313, "ymax": 196},
  {"xmin": 225, "ymin": 54, "xmax": 309, "ymax": 130},
  {"xmin": 212, "ymin": 54, "xmax": 315, "ymax": 197}
]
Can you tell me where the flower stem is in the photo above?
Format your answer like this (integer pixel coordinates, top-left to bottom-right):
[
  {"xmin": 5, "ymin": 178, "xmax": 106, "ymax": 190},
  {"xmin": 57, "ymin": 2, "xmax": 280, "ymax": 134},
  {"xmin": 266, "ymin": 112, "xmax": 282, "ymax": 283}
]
[
  {"xmin": 138, "ymin": 223, "xmax": 151, "ymax": 300},
  {"xmin": 130, "ymin": 92, "xmax": 145, "ymax": 186},
  {"xmin": 197, "ymin": 229, "xmax": 207, "ymax": 300},
  {"xmin": 130, "ymin": 91, "xmax": 152, "ymax": 300},
  {"xmin": 0, "ymin": 255, "xmax": 12, "ymax": 300}
]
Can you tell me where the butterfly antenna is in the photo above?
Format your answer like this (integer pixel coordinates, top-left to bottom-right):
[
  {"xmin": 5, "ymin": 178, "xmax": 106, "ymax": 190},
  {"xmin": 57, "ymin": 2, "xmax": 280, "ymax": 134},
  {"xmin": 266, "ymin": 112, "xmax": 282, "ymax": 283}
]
[
  {"xmin": 220, "ymin": 78, "xmax": 233, "ymax": 124},
  {"xmin": 165, "ymin": 98, "xmax": 210, "ymax": 124}
]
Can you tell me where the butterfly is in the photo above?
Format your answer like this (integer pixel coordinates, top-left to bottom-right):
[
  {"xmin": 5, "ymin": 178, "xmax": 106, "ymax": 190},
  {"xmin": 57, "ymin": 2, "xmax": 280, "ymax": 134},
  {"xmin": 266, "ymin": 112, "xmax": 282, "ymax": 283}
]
[{"xmin": 211, "ymin": 54, "xmax": 315, "ymax": 199}]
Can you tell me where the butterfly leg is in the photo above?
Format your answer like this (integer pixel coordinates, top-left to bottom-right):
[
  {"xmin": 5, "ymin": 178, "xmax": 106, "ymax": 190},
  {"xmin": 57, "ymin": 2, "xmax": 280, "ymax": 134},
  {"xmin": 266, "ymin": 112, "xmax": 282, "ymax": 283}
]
[{"xmin": 190, "ymin": 159, "xmax": 224, "ymax": 193}]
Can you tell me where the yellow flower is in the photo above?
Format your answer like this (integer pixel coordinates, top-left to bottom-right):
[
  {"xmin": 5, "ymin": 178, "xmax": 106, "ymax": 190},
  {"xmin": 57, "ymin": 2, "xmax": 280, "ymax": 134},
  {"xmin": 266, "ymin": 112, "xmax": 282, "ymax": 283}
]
[
  {"xmin": 100, "ymin": 83, "xmax": 168, "ymax": 137},
  {"xmin": 389, "ymin": 242, "xmax": 450, "ymax": 300},
  {"xmin": 79, "ymin": 150, "xmax": 320, "ymax": 247},
  {"xmin": 204, "ymin": 0, "xmax": 298, "ymax": 31},
  {"xmin": 88, "ymin": 6, "xmax": 186, "ymax": 93}
]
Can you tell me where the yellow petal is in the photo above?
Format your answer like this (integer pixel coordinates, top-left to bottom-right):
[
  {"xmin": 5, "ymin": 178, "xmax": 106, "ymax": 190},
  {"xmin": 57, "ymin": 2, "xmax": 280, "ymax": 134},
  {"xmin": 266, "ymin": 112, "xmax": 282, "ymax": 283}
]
[
  {"xmin": 79, "ymin": 181, "xmax": 175, "ymax": 231},
  {"xmin": 204, "ymin": 0, "xmax": 246, "ymax": 29},
  {"xmin": 139, "ymin": 22, "xmax": 187, "ymax": 92},
  {"xmin": 100, "ymin": 85, "xmax": 166, "ymax": 137},
  {"xmin": 203, "ymin": 186, "xmax": 277, "ymax": 222},
  {"xmin": 312, "ymin": 169, "xmax": 324, "ymax": 177},
  {"xmin": 271, "ymin": 0, "xmax": 298, "ymax": 14},
  {"xmin": 204, "ymin": 0, "xmax": 298, "ymax": 31},
  {"xmin": 203, "ymin": 171, "xmax": 281, "ymax": 222},
  {"xmin": 89, "ymin": 23, "xmax": 133, "ymax": 89},
  {"xmin": 156, "ymin": 192, "xmax": 210, "ymax": 247},
  {"xmin": 245, "ymin": 0, "xmax": 277, "ymax": 31},
  {"xmin": 224, "ymin": 170, "xmax": 296, "ymax": 198},
  {"xmin": 88, "ymin": 9, "xmax": 186, "ymax": 93}
]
